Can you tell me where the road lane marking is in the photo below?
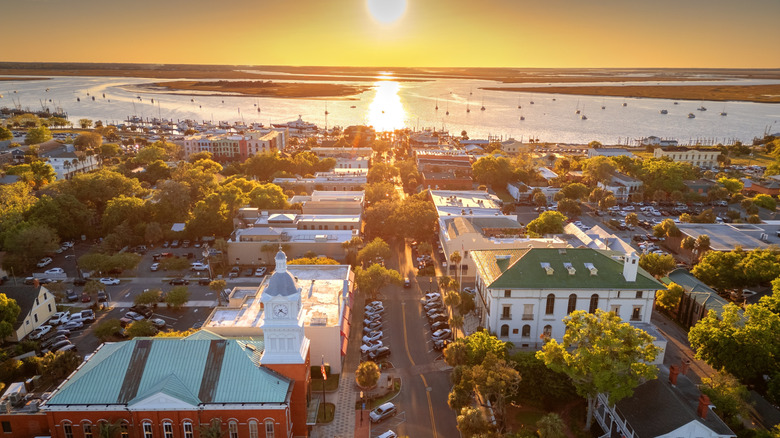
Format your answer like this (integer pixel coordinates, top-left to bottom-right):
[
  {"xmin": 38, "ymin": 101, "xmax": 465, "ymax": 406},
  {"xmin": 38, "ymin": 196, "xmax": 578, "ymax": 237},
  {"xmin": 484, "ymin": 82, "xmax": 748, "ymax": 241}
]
[
  {"xmin": 401, "ymin": 302, "xmax": 416, "ymax": 367},
  {"xmin": 420, "ymin": 374, "xmax": 438, "ymax": 438}
]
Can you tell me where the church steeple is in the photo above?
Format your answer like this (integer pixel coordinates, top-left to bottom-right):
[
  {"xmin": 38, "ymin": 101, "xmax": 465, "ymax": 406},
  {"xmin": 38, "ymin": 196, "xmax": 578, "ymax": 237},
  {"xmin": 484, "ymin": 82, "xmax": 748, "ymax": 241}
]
[
  {"xmin": 261, "ymin": 249, "xmax": 309, "ymax": 365},
  {"xmin": 275, "ymin": 248, "xmax": 287, "ymax": 274}
]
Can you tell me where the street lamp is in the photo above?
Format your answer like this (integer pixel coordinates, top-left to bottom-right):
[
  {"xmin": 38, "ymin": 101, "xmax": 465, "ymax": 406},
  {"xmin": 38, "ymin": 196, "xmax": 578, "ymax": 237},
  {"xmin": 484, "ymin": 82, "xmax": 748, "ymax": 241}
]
[
  {"xmin": 202, "ymin": 245, "xmax": 213, "ymax": 281},
  {"xmin": 359, "ymin": 391, "xmax": 365, "ymax": 425}
]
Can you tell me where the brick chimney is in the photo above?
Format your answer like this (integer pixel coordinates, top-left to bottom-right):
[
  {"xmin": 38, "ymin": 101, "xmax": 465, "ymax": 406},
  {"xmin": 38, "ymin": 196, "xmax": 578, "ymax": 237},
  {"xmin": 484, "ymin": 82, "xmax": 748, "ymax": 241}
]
[
  {"xmin": 697, "ymin": 394, "xmax": 711, "ymax": 419},
  {"xmin": 33, "ymin": 278, "xmax": 40, "ymax": 288},
  {"xmin": 681, "ymin": 359, "xmax": 691, "ymax": 375},
  {"xmin": 669, "ymin": 365, "xmax": 679, "ymax": 386}
]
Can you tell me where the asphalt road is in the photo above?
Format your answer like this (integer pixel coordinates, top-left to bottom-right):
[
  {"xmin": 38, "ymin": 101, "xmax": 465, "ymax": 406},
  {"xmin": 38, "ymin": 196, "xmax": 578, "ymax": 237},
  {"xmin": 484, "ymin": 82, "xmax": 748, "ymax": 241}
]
[{"xmin": 366, "ymin": 239, "xmax": 458, "ymax": 438}]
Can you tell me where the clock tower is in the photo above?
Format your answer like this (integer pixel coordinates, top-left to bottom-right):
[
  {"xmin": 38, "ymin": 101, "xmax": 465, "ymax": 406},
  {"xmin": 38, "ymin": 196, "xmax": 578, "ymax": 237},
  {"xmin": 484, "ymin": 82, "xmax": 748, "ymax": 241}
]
[
  {"xmin": 260, "ymin": 249, "xmax": 311, "ymax": 437},
  {"xmin": 260, "ymin": 248, "xmax": 310, "ymax": 364}
]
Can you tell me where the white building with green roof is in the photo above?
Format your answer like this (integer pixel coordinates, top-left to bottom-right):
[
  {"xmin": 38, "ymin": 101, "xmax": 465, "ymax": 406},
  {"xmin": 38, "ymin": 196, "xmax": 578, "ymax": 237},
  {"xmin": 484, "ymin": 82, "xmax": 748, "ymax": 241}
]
[{"xmin": 471, "ymin": 248, "xmax": 667, "ymax": 362}]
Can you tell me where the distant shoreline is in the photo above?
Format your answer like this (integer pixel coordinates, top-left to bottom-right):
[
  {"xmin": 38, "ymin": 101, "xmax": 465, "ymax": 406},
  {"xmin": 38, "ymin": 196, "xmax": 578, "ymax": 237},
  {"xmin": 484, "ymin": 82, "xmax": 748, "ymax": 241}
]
[
  {"xmin": 123, "ymin": 80, "xmax": 369, "ymax": 99},
  {"xmin": 0, "ymin": 77, "xmax": 48, "ymax": 81},
  {"xmin": 482, "ymin": 84, "xmax": 780, "ymax": 103}
]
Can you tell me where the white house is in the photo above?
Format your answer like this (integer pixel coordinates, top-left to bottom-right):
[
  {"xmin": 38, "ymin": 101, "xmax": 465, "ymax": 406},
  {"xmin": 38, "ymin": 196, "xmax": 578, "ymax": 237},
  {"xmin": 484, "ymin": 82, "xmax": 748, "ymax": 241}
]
[
  {"xmin": 653, "ymin": 147, "xmax": 720, "ymax": 168},
  {"xmin": 39, "ymin": 145, "xmax": 100, "ymax": 180},
  {"xmin": 470, "ymin": 248, "xmax": 666, "ymax": 363},
  {"xmin": 3, "ymin": 285, "xmax": 57, "ymax": 342}
]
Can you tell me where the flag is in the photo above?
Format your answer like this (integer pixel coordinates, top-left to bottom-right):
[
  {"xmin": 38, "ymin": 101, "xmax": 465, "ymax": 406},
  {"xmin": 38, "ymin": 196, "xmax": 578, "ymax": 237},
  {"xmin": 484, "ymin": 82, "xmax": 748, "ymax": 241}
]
[{"xmin": 321, "ymin": 356, "xmax": 327, "ymax": 381}]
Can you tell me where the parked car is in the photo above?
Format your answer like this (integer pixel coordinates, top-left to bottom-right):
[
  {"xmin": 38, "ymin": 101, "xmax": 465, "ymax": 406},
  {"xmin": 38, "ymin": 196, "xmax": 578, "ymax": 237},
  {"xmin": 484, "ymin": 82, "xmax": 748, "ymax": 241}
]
[
  {"xmin": 80, "ymin": 293, "xmax": 92, "ymax": 303},
  {"xmin": 198, "ymin": 277, "xmax": 211, "ymax": 285},
  {"xmin": 129, "ymin": 305, "xmax": 153, "ymax": 318},
  {"xmin": 368, "ymin": 346, "xmax": 391, "ymax": 361},
  {"xmin": 58, "ymin": 344, "xmax": 77, "ymax": 353},
  {"xmin": 428, "ymin": 313, "xmax": 447, "ymax": 324},
  {"xmin": 49, "ymin": 339, "xmax": 72, "ymax": 352},
  {"xmin": 100, "ymin": 277, "xmax": 120, "ymax": 285},
  {"xmin": 29, "ymin": 325, "xmax": 52, "ymax": 340},
  {"xmin": 377, "ymin": 431, "xmax": 398, "ymax": 438},
  {"xmin": 432, "ymin": 329, "xmax": 452, "ymax": 341},
  {"xmin": 404, "ymin": 277, "xmax": 411, "ymax": 288},
  {"xmin": 42, "ymin": 335, "xmax": 69, "ymax": 349},
  {"xmin": 48, "ymin": 312, "xmax": 70, "ymax": 326},
  {"xmin": 150, "ymin": 263, "xmax": 160, "ymax": 272},
  {"xmin": 78, "ymin": 309, "xmax": 95, "ymax": 323},
  {"xmin": 254, "ymin": 267, "xmax": 267, "ymax": 277},
  {"xmin": 424, "ymin": 292, "xmax": 441, "ymax": 301},
  {"xmin": 363, "ymin": 321, "xmax": 383, "ymax": 332},
  {"xmin": 44, "ymin": 267, "xmax": 65, "ymax": 275},
  {"xmin": 150, "ymin": 318, "xmax": 166, "ymax": 329},
  {"xmin": 368, "ymin": 402, "xmax": 398, "ymax": 423},
  {"xmin": 191, "ymin": 262, "xmax": 209, "ymax": 271},
  {"xmin": 73, "ymin": 277, "xmax": 87, "ymax": 286},
  {"xmin": 64, "ymin": 289, "xmax": 78, "ymax": 302},
  {"xmin": 431, "ymin": 321, "xmax": 450, "ymax": 332},
  {"xmin": 433, "ymin": 339, "xmax": 451, "ymax": 351},
  {"xmin": 97, "ymin": 291, "xmax": 108, "ymax": 302},
  {"xmin": 365, "ymin": 306, "xmax": 385, "ymax": 316},
  {"xmin": 37, "ymin": 257, "xmax": 53, "ymax": 268},
  {"xmin": 169, "ymin": 278, "xmax": 189, "ymax": 285},
  {"xmin": 61, "ymin": 320, "xmax": 84, "ymax": 331},
  {"xmin": 124, "ymin": 311, "xmax": 146, "ymax": 321},
  {"xmin": 362, "ymin": 331, "xmax": 383, "ymax": 343},
  {"xmin": 360, "ymin": 340, "xmax": 384, "ymax": 354}
]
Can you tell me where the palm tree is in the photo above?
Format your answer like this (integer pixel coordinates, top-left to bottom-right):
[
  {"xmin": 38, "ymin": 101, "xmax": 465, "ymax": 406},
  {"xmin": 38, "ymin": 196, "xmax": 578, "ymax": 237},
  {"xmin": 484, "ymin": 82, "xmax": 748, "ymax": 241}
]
[
  {"xmin": 536, "ymin": 413, "xmax": 566, "ymax": 438},
  {"xmin": 449, "ymin": 314, "xmax": 464, "ymax": 340},
  {"xmin": 694, "ymin": 234, "xmax": 711, "ymax": 261},
  {"xmin": 449, "ymin": 251, "xmax": 462, "ymax": 285},
  {"xmin": 98, "ymin": 420, "xmax": 123, "ymax": 438},
  {"xmin": 199, "ymin": 419, "xmax": 225, "ymax": 438},
  {"xmin": 444, "ymin": 291, "xmax": 461, "ymax": 316}
]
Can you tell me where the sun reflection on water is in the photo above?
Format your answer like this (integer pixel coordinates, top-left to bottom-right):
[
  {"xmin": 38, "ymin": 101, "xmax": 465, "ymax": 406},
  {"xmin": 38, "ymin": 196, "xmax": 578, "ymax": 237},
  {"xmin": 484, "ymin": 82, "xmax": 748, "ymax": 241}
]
[{"xmin": 367, "ymin": 81, "xmax": 405, "ymax": 132}]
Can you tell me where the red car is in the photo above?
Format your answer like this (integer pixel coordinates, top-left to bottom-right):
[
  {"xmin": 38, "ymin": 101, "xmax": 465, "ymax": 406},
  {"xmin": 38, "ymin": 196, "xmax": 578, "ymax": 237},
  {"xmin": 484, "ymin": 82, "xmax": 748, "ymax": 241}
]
[{"xmin": 80, "ymin": 293, "xmax": 92, "ymax": 303}]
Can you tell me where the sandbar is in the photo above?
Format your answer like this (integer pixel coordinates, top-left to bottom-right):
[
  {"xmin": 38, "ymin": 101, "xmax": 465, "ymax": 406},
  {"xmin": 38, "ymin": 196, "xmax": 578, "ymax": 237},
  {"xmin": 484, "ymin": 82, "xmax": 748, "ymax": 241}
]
[{"xmin": 132, "ymin": 80, "xmax": 370, "ymax": 99}]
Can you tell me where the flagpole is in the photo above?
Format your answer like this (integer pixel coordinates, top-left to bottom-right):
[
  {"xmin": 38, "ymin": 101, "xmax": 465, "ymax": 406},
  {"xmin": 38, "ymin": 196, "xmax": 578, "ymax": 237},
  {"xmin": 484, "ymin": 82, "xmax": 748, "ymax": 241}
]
[{"xmin": 321, "ymin": 355, "xmax": 326, "ymax": 409}]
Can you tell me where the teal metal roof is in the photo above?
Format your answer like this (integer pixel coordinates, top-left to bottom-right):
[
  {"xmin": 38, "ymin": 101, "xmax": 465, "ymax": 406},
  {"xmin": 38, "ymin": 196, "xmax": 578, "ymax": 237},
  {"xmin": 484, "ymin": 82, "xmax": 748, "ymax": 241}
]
[
  {"xmin": 47, "ymin": 336, "xmax": 290, "ymax": 406},
  {"xmin": 665, "ymin": 268, "xmax": 733, "ymax": 317},
  {"xmin": 471, "ymin": 248, "xmax": 663, "ymax": 290}
]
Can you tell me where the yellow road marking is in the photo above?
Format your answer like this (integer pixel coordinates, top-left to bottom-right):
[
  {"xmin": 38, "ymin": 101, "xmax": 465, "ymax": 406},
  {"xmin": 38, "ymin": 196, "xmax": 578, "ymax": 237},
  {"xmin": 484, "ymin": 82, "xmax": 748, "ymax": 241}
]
[
  {"xmin": 402, "ymin": 303, "xmax": 438, "ymax": 438},
  {"xmin": 420, "ymin": 374, "xmax": 438, "ymax": 438}
]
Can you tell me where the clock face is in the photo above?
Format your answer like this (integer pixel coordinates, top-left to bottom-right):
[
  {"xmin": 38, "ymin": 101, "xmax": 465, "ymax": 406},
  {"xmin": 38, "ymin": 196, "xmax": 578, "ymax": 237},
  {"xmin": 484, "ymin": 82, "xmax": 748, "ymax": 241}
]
[{"xmin": 273, "ymin": 304, "xmax": 289, "ymax": 318}]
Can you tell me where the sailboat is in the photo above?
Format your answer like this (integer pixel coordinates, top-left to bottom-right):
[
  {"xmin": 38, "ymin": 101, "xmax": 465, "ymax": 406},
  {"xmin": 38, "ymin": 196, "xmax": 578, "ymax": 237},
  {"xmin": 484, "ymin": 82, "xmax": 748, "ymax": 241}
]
[
  {"xmin": 720, "ymin": 105, "xmax": 727, "ymax": 116},
  {"xmin": 445, "ymin": 101, "xmax": 449, "ymax": 116},
  {"xmin": 324, "ymin": 104, "xmax": 329, "ymax": 115},
  {"xmin": 622, "ymin": 102, "xmax": 627, "ymax": 107},
  {"xmin": 520, "ymin": 115, "xmax": 525, "ymax": 121},
  {"xmin": 697, "ymin": 102, "xmax": 707, "ymax": 111},
  {"xmin": 480, "ymin": 97, "xmax": 485, "ymax": 111},
  {"xmin": 435, "ymin": 99, "xmax": 438, "ymax": 110},
  {"xmin": 466, "ymin": 98, "xmax": 470, "ymax": 113},
  {"xmin": 517, "ymin": 97, "xmax": 522, "ymax": 109},
  {"xmin": 580, "ymin": 106, "xmax": 587, "ymax": 120},
  {"xmin": 688, "ymin": 113, "xmax": 696, "ymax": 119},
  {"xmin": 575, "ymin": 100, "xmax": 581, "ymax": 115},
  {"xmin": 660, "ymin": 109, "xmax": 668, "ymax": 114}
]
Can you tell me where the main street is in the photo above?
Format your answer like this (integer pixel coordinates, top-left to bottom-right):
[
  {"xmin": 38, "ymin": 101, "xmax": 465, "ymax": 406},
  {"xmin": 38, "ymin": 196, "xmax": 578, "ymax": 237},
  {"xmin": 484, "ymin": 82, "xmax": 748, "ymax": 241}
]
[{"xmin": 365, "ymin": 238, "xmax": 458, "ymax": 438}]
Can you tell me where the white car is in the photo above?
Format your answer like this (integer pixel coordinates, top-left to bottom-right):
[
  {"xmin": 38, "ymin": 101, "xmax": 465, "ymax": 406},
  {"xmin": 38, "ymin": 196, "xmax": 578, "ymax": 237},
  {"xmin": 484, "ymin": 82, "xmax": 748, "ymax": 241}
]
[
  {"xmin": 150, "ymin": 263, "xmax": 160, "ymax": 271},
  {"xmin": 622, "ymin": 205, "xmax": 635, "ymax": 211},
  {"xmin": 29, "ymin": 325, "xmax": 53, "ymax": 340},
  {"xmin": 360, "ymin": 340, "xmax": 384, "ymax": 354},
  {"xmin": 63, "ymin": 241, "xmax": 74, "ymax": 248},
  {"xmin": 363, "ymin": 331, "xmax": 383, "ymax": 343},
  {"xmin": 100, "ymin": 277, "xmax": 121, "ymax": 285},
  {"xmin": 124, "ymin": 312, "xmax": 145, "ymax": 321},
  {"xmin": 150, "ymin": 318, "xmax": 166, "ymax": 329},
  {"xmin": 48, "ymin": 312, "xmax": 71, "ymax": 325},
  {"xmin": 424, "ymin": 292, "xmax": 441, "ymax": 301},
  {"xmin": 254, "ymin": 267, "xmax": 267, "ymax": 276},
  {"xmin": 432, "ymin": 329, "xmax": 452, "ymax": 341},
  {"xmin": 37, "ymin": 257, "xmax": 53, "ymax": 268},
  {"xmin": 191, "ymin": 262, "xmax": 209, "ymax": 271},
  {"xmin": 45, "ymin": 267, "xmax": 65, "ymax": 275},
  {"xmin": 365, "ymin": 306, "xmax": 385, "ymax": 316},
  {"xmin": 377, "ymin": 431, "xmax": 398, "ymax": 438}
]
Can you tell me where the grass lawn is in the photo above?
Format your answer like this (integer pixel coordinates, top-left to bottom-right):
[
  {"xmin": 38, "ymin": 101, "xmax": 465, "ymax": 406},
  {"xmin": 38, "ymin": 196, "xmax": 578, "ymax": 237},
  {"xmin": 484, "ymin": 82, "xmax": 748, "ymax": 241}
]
[
  {"xmin": 317, "ymin": 402, "xmax": 335, "ymax": 423},
  {"xmin": 311, "ymin": 374, "xmax": 340, "ymax": 392},
  {"xmin": 634, "ymin": 150, "xmax": 776, "ymax": 168},
  {"xmin": 354, "ymin": 379, "xmax": 401, "ymax": 410}
]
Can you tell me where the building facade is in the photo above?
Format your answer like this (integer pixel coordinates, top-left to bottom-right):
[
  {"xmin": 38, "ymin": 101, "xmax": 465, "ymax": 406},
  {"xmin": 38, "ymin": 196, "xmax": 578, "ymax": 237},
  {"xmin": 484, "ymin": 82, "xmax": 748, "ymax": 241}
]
[
  {"xmin": 653, "ymin": 147, "xmax": 720, "ymax": 168},
  {"xmin": 3, "ymin": 285, "xmax": 56, "ymax": 342},
  {"xmin": 470, "ymin": 248, "xmax": 666, "ymax": 361}
]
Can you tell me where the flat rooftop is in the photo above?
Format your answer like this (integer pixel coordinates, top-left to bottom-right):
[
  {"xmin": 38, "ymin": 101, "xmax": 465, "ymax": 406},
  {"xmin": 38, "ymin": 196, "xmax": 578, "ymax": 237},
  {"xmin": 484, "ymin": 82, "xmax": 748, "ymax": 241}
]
[
  {"xmin": 206, "ymin": 265, "xmax": 350, "ymax": 330},
  {"xmin": 430, "ymin": 190, "xmax": 503, "ymax": 217},
  {"xmin": 678, "ymin": 222, "xmax": 780, "ymax": 251}
]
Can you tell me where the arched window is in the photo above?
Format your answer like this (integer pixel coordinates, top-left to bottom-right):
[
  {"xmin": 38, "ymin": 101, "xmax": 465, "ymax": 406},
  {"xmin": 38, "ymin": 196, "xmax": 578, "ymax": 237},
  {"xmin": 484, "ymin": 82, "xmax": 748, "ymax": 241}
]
[
  {"xmin": 249, "ymin": 421, "xmax": 259, "ymax": 438},
  {"xmin": 142, "ymin": 422, "xmax": 153, "ymax": 438},
  {"xmin": 589, "ymin": 294, "xmax": 599, "ymax": 313},
  {"xmin": 500, "ymin": 324, "xmax": 509, "ymax": 337},
  {"xmin": 163, "ymin": 421, "xmax": 174, "ymax": 438},
  {"xmin": 82, "ymin": 422, "xmax": 94, "ymax": 438},
  {"xmin": 265, "ymin": 420, "xmax": 275, "ymax": 438},
  {"xmin": 522, "ymin": 325, "xmax": 531, "ymax": 337},
  {"xmin": 183, "ymin": 422, "xmax": 194, "ymax": 438},
  {"xmin": 120, "ymin": 422, "xmax": 129, "ymax": 438},
  {"xmin": 543, "ymin": 325, "xmax": 552, "ymax": 338},
  {"xmin": 545, "ymin": 294, "xmax": 555, "ymax": 315},
  {"xmin": 62, "ymin": 422, "xmax": 74, "ymax": 438},
  {"xmin": 228, "ymin": 421, "xmax": 238, "ymax": 438},
  {"xmin": 567, "ymin": 294, "xmax": 577, "ymax": 314}
]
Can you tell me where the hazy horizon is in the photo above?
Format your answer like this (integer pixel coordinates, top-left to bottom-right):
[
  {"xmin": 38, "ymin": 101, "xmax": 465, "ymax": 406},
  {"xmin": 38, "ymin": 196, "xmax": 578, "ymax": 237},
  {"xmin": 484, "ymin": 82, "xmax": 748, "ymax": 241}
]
[{"xmin": 4, "ymin": 0, "xmax": 780, "ymax": 69}]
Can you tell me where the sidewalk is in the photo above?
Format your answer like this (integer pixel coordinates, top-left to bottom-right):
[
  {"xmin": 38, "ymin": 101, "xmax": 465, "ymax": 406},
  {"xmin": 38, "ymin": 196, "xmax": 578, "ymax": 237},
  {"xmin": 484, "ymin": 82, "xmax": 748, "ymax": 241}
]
[
  {"xmin": 651, "ymin": 311, "xmax": 714, "ymax": 384},
  {"xmin": 310, "ymin": 372, "xmax": 361, "ymax": 438}
]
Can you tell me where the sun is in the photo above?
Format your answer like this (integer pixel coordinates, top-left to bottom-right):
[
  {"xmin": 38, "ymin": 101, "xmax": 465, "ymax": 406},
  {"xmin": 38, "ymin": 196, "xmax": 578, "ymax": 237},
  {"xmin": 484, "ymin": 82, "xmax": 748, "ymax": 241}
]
[{"xmin": 366, "ymin": 0, "xmax": 407, "ymax": 25}]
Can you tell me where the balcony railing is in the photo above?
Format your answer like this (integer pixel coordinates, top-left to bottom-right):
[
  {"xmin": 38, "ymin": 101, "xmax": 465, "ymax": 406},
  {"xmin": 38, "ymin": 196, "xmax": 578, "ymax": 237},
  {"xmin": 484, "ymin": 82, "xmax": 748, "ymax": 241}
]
[
  {"xmin": 522, "ymin": 314, "xmax": 534, "ymax": 320},
  {"xmin": 500, "ymin": 314, "xmax": 512, "ymax": 320}
]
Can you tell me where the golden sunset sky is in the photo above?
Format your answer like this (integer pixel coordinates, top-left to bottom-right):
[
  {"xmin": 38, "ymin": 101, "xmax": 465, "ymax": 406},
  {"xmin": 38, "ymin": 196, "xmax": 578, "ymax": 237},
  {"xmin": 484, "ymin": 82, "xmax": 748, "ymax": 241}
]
[{"xmin": 4, "ymin": 0, "xmax": 779, "ymax": 67}]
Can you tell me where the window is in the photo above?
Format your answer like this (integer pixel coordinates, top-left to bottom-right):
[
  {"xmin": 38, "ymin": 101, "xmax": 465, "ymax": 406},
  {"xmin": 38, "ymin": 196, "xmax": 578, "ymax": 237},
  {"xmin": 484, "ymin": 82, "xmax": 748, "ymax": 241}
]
[
  {"xmin": 249, "ymin": 421, "xmax": 259, "ymax": 438},
  {"xmin": 183, "ymin": 422, "xmax": 194, "ymax": 438},
  {"xmin": 229, "ymin": 421, "xmax": 238, "ymax": 438},
  {"xmin": 504, "ymin": 290, "xmax": 511, "ymax": 298},
  {"xmin": 48, "ymin": 303, "xmax": 52, "ymax": 312},
  {"xmin": 522, "ymin": 325, "xmax": 531, "ymax": 337},
  {"xmin": 501, "ymin": 305, "xmax": 511, "ymax": 320},
  {"xmin": 610, "ymin": 305, "xmax": 621, "ymax": 316},
  {"xmin": 567, "ymin": 294, "xmax": 577, "ymax": 314},
  {"xmin": 34, "ymin": 314, "xmax": 38, "ymax": 323},
  {"xmin": 512, "ymin": 328, "xmax": 519, "ymax": 334},
  {"xmin": 589, "ymin": 294, "xmax": 599, "ymax": 313},
  {"xmin": 631, "ymin": 306, "xmax": 642, "ymax": 321},
  {"xmin": 545, "ymin": 294, "xmax": 555, "ymax": 315},
  {"xmin": 163, "ymin": 422, "xmax": 173, "ymax": 438},
  {"xmin": 500, "ymin": 324, "xmax": 509, "ymax": 337},
  {"xmin": 120, "ymin": 423, "xmax": 128, "ymax": 438},
  {"xmin": 522, "ymin": 304, "xmax": 534, "ymax": 320},
  {"xmin": 83, "ymin": 423, "xmax": 93, "ymax": 438},
  {"xmin": 63, "ymin": 423, "xmax": 73, "ymax": 438},
  {"xmin": 143, "ymin": 422, "xmax": 153, "ymax": 438},
  {"xmin": 635, "ymin": 291, "xmax": 643, "ymax": 299},
  {"xmin": 2, "ymin": 422, "xmax": 11, "ymax": 433},
  {"xmin": 265, "ymin": 420, "xmax": 275, "ymax": 438},
  {"xmin": 543, "ymin": 325, "xmax": 552, "ymax": 338}
]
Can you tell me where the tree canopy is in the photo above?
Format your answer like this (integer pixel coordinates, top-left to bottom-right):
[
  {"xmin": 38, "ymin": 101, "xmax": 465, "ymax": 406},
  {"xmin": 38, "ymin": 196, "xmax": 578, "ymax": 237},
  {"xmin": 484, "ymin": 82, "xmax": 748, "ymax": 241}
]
[
  {"xmin": 526, "ymin": 211, "xmax": 567, "ymax": 237},
  {"xmin": 0, "ymin": 293, "xmax": 22, "ymax": 340}
]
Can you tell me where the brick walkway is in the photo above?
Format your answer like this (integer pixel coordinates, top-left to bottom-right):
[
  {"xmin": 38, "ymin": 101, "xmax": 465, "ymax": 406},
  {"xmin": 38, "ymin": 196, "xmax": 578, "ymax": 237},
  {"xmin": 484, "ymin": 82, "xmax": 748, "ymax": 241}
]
[{"xmin": 311, "ymin": 372, "xmax": 360, "ymax": 438}]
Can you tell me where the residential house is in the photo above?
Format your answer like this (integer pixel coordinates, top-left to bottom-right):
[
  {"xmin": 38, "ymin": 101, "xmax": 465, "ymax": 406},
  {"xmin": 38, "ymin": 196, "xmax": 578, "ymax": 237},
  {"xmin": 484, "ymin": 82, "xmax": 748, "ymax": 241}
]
[
  {"xmin": 39, "ymin": 144, "xmax": 100, "ymax": 180},
  {"xmin": 594, "ymin": 364, "xmax": 735, "ymax": 438},
  {"xmin": 741, "ymin": 177, "xmax": 780, "ymax": 197},
  {"xmin": 598, "ymin": 172, "xmax": 643, "ymax": 202},
  {"xmin": 2, "ymin": 285, "xmax": 56, "ymax": 343},
  {"xmin": 470, "ymin": 248, "xmax": 666, "ymax": 362},
  {"xmin": 664, "ymin": 268, "xmax": 732, "ymax": 330}
]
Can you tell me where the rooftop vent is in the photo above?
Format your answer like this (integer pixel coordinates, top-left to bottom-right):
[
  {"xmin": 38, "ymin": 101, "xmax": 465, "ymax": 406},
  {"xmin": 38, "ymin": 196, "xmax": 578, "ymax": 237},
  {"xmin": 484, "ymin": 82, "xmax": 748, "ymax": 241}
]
[
  {"xmin": 495, "ymin": 255, "xmax": 512, "ymax": 261},
  {"xmin": 540, "ymin": 262, "xmax": 554, "ymax": 275},
  {"xmin": 563, "ymin": 262, "xmax": 576, "ymax": 275},
  {"xmin": 584, "ymin": 263, "xmax": 598, "ymax": 276},
  {"xmin": 558, "ymin": 248, "xmax": 567, "ymax": 255}
]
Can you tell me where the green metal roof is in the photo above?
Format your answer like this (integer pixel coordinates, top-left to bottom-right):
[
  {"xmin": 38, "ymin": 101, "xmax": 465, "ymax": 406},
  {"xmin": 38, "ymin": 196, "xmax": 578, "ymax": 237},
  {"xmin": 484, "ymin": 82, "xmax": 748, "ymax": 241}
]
[
  {"xmin": 471, "ymin": 248, "xmax": 663, "ymax": 290},
  {"xmin": 665, "ymin": 268, "xmax": 732, "ymax": 317},
  {"xmin": 47, "ymin": 335, "xmax": 290, "ymax": 407}
]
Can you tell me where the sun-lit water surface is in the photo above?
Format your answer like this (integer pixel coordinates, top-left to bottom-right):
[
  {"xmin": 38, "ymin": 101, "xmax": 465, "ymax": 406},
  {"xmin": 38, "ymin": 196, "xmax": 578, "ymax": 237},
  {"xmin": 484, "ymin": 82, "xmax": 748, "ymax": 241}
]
[{"xmin": 367, "ymin": 81, "xmax": 406, "ymax": 132}]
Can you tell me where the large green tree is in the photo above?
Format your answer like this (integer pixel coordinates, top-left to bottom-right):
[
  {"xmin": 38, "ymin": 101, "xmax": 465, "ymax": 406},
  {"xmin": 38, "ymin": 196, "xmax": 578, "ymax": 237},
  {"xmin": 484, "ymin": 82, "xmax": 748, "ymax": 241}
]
[
  {"xmin": 472, "ymin": 155, "xmax": 514, "ymax": 189},
  {"xmin": 389, "ymin": 195, "xmax": 438, "ymax": 242},
  {"xmin": 354, "ymin": 264, "xmax": 402, "ymax": 299},
  {"xmin": 536, "ymin": 310, "xmax": 659, "ymax": 430},
  {"xmin": 2, "ymin": 223, "xmax": 59, "ymax": 273},
  {"xmin": 366, "ymin": 162, "xmax": 399, "ymax": 184},
  {"xmin": 27, "ymin": 194, "xmax": 94, "ymax": 240},
  {"xmin": 248, "ymin": 183, "xmax": 288, "ymax": 209},
  {"xmin": 689, "ymin": 303, "xmax": 780, "ymax": 382},
  {"xmin": 0, "ymin": 293, "xmax": 22, "ymax": 340},
  {"xmin": 526, "ymin": 211, "xmax": 567, "ymax": 237},
  {"xmin": 25, "ymin": 126, "xmax": 52, "ymax": 145},
  {"xmin": 638, "ymin": 253, "xmax": 676, "ymax": 278},
  {"xmin": 357, "ymin": 237, "xmax": 391, "ymax": 267}
]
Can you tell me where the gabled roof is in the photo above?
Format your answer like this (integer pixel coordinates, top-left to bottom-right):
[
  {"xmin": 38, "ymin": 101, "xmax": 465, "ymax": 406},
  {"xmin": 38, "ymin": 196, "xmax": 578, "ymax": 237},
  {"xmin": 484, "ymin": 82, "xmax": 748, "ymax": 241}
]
[
  {"xmin": 665, "ymin": 269, "xmax": 731, "ymax": 317},
  {"xmin": 1, "ymin": 285, "xmax": 44, "ymax": 329},
  {"xmin": 47, "ymin": 336, "xmax": 290, "ymax": 407},
  {"xmin": 615, "ymin": 365, "xmax": 734, "ymax": 437},
  {"xmin": 471, "ymin": 248, "xmax": 662, "ymax": 290}
]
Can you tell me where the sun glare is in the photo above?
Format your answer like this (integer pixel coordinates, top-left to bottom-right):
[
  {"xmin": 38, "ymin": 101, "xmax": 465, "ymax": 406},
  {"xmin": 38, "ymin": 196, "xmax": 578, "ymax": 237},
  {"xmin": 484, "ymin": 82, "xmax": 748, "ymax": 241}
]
[
  {"xmin": 367, "ymin": 81, "xmax": 406, "ymax": 132},
  {"xmin": 366, "ymin": 0, "xmax": 407, "ymax": 24}
]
